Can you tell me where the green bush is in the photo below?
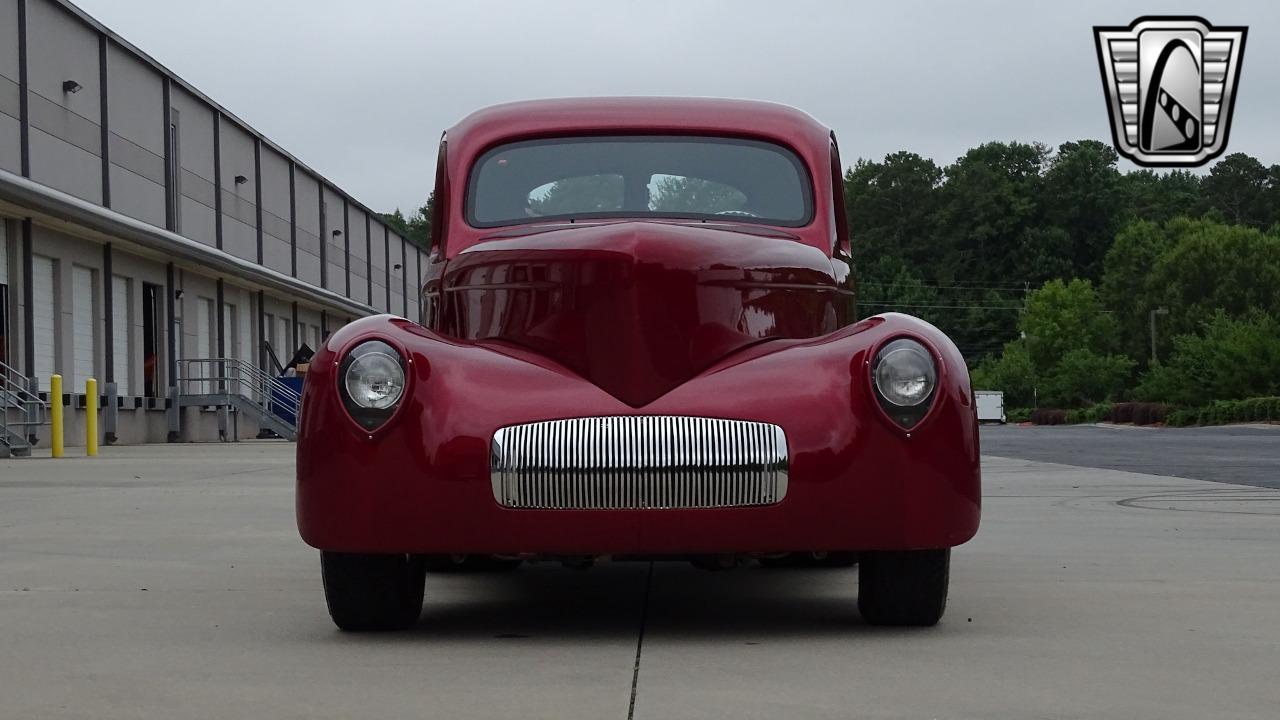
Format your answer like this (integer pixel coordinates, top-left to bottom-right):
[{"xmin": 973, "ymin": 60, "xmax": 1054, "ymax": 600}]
[
  {"xmin": 971, "ymin": 340, "xmax": 1037, "ymax": 408},
  {"xmin": 1107, "ymin": 402, "xmax": 1169, "ymax": 425},
  {"xmin": 1160, "ymin": 396, "xmax": 1280, "ymax": 427},
  {"xmin": 1006, "ymin": 407, "xmax": 1032, "ymax": 423},
  {"xmin": 1133, "ymin": 311, "xmax": 1280, "ymax": 406},
  {"xmin": 1039, "ymin": 349, "xmax": 1134, "ymax": 407}
]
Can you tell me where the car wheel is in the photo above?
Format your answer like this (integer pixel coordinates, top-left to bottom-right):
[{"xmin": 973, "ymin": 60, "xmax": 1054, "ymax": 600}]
[
  {"xmin": 423, "ymin": 554, "xmax": 523, "ymax": 573},
  {"xmin": 857, "ymin": 549, "xmax": 950, "ymax": 626},
  {"xmin": 759, "ymin": 552, "xmax": 859, "ymax": 568},
  {"xmin": 320, "ymin": 552, "xmax": 426, "ymax": 632}
]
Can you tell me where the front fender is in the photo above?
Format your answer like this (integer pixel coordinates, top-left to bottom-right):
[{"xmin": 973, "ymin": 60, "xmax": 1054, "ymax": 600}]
[{"xmin": 297, "ymin": 313, "xmax": 980, "ymax": 554}]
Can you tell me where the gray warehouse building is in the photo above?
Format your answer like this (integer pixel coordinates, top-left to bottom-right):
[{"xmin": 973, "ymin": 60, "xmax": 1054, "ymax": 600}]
[{"xmin": 0, "ymin": 0, "xmax": 425, "ymax": 454}]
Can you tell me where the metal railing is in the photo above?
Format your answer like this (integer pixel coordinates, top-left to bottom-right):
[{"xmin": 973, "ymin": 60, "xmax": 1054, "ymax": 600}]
[
  {"xmin": 1, "ymin": 359, "xmax": 48, "ymax": 455},
  {"xmin": 177, "ymin": 357, "xmax": 301, "ymax": 428}
]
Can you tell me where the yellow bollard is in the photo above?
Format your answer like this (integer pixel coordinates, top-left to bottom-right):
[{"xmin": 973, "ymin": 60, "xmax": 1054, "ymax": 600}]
[
  {"xmin": 50, "ymin": 374, "xmax": 64, "ymax": 458},
  {"xmin": 86, "ymin": 378, "xmax": 98, "ymax": 457}
]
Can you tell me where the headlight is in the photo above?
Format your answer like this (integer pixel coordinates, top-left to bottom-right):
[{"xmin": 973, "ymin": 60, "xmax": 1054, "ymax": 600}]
[
  {"xmin": 340, "ymin": 340, "xmax": 405, "ymax": 429},
  {"xmin": 872, "ymin": 338, "xmax": 937, "ymax": 428}
]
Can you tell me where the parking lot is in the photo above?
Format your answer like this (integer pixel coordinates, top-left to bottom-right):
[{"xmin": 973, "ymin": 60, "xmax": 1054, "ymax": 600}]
[{"xmin": 2, "ymin": 429, "xmax": 1279, "ymax": 719}]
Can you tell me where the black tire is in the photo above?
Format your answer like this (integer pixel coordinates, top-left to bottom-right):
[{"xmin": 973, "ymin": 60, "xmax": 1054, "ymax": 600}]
[
  {"xmin": 759, "ymin": 552, "xmax": 859, "ymax": 568},
  {"xmin": 857, "ymin": 549, "xmax": 950, "ymax": 626},
  {"xmin": 320, "ymin": 552, "xmax": 426, "ymax": 632},
  {"xmin": 423, "ymin": 554, "xmax": 523, "ymax": 573}
]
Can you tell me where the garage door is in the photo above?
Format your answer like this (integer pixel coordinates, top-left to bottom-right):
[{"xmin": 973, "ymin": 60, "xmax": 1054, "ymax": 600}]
[
  {"xmin": 112, "ymin": 275, "xmax": 130, "ymax": 396},
  {"xmin": 277, "ymin": 316, "xmax": 291, "ymax": 365},
  {"xmin": 71, "ymin": 266, "xmax": 96, "ymax": 390},
  {"xmin": 196, "ymin": 297, "xmax": 213, "ymax": 359},
  {"xmin": 32, "ymin": 255, "xmax": 55, "ymax": 390},
  {"xmin": 223, "ymin": 303, "xmax": 238, "ymax": 360},
  {"xmin": 0, "ymin": 221, "xmax": 8, "ymax": 284},
  {"xmin": 241, "ymin": 302, "xmax": 253, "ymax": 367}
]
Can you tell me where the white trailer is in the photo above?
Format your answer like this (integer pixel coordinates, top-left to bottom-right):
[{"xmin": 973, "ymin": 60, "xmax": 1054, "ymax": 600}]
[{"xmin": 975, "ymin": 391, "xmax": 1006, "ymax": 423}]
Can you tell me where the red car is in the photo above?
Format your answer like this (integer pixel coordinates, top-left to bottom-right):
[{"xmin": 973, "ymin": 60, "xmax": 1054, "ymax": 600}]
[{"xmin": 297, "ymin": 98, "xmax": 981, "ymax": 631}]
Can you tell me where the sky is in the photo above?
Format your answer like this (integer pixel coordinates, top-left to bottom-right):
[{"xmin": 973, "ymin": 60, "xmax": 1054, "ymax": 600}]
[{"xmin": 72, "ymin": 0, "xmax": 1280, "ymax": 214}]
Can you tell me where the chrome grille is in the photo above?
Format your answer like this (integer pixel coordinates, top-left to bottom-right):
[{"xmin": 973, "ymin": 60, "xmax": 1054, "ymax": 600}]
[{"xmin": 490, "ymin": 416, "xmax": 788, "ymax": 510}]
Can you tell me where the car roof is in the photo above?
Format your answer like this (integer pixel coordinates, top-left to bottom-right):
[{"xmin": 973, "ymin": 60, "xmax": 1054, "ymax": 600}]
[{"xmin": 445, "ymin": 97, "xmax": 832, "ymax": 157}]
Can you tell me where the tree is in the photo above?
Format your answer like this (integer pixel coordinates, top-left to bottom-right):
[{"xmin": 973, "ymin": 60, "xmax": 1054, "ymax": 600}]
[
  {"xmin": 843, "ymin": 152, "xmax": 943, "ymax": 271},
  {"xmin": 1146, "ymin": 221, "xmax": 1280, "ymax": 340},
  {"xmin": 1039, "ymin": 140, "xmax": 1124, "ymax": 280},
  {"xmin": 529, "ymin": 176, "xmax": 622, "ymax": 216},
  {"xmin": 933, "ymin": 141, "xmax": 1048, "ymax": 284},
  {"xmin": 1199, "ymin": 153, "xmax": 1276, "ymax": 228},
  {"xmin": 1019, "ymin": 278, "xmax": 1119, "ymax": 371},
  {"xmin": 1120, "ymin": 169, "xmax": 1201, "ymax": 224},
  {"xmin": 381, "ymin": 192, "xmax": 433, "ymax": 250},
  {"xmin": 970, "ymin": 339, "xmax": 1036, "ymax": 407},
  {"xmin": 1100, "ymin": 218, "xmax": 1179, "ymax": 362},
  {"xmin": 649, "ymin": 176, "xmax": 746, "ymax": 214},
  {"xmin": 1039, "ymin": 348, "xmax": 1133, "ymax": 407},
  {"xmin": 1134, "ymin": 311, "xmax": 1280, "ymax": 406}
]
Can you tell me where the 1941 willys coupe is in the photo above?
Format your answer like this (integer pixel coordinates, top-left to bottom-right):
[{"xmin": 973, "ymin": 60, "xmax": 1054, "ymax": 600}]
[{"xmin": 297, "ymin": 98, "xmax": 981, "ymax": 631}]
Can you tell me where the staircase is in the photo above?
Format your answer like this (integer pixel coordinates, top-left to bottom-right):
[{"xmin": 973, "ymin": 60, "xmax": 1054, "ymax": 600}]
[
  {"xmin": 1, "ymin": 360, "xmax": 48, "ymax": 458},
  {"xmin": 176, "ymin": 358, "xmax": 301, "ymax": 441}
]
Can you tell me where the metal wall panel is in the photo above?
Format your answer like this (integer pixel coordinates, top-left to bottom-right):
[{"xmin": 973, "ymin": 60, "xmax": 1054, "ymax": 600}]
[
  {"xmin": 370, "ymin": 223, "xmax": 386, "ymax": 312},
  {"xmin": 0, "ymin": 0, "xmax": 19, "ymax": 83},
  {"xmin": 105, "ymin": 45, "xmax": 165, "ymax": 226},
  {"xmin": 26, "ymin": 0, "xmax": 102, "ymax": 202},
  {"xmin": 27, "ymin": 0, "xmax": 101, "ymax": 128},
  {"xmin": 346, "ymin": 205, "xmax": 367, "ymax": 305},
  {"xmin": 293, "ymin": 170, "xmax": 321, "ymax": 285},
  {"xmin": 218, "ymin": 121, "xmax": 256, "ymax": 261},
  {"xmin": 1, "ymin": 0, "xmax": 23, "ymax": 173},
  {"xmin": 170, "ymin": 86, "xmax": 216, "ymax": 246},
  {"xmin": 321, "ymin": 185, "xmax": 344, "ymax": 294},
  {"xmin": 259, "ymin": 146, "xmax": 291, "ymax": 275},
  {"xmin": 30, "ymin": 127, "xmax": 101, "ymax": 202},
  {"xmin": 389, "ymin": 235, "xmax": 405, "ymax": 316}
]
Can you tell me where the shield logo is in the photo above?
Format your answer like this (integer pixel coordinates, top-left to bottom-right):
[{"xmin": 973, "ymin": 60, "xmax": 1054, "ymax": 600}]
[{"xmin": 1094, "ymin": 17, "xmax": 1247, "ymax": 166}]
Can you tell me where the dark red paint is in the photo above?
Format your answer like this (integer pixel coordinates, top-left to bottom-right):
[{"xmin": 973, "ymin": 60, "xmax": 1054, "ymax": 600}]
[{"xmin": 297, "ymin": 98, "xmax": 980, "ymax": 555}]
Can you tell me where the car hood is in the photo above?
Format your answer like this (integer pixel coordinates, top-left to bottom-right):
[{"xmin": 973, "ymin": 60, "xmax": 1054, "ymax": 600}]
[{"xmin": 440, "ymin": 221, "xmax": 844, "ymax": 407}]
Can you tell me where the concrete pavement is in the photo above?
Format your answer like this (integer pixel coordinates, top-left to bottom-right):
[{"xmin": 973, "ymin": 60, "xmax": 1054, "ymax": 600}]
[{"xmin": 1, "ymin": 441, "xmax": 1278, "ymax": 719}]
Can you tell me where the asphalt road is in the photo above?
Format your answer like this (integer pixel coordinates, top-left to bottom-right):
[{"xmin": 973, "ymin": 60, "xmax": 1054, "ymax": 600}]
[
  {"xmin": 2, "ymin": 439, "xmax": 1279, "ymax": 719},
  {"xmin": 981, "ymin": 423, "xmax": 1280, "ymax": 489}
]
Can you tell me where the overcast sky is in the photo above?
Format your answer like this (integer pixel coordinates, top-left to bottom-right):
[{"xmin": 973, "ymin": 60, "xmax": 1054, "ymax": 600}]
[{"xmin": 73, "ymin": 0, "xmax": 1279, "ymax": 214}]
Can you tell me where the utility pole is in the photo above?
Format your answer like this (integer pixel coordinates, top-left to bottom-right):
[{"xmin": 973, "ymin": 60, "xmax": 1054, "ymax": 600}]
[{"xmin": 1149, "ymin": 307, "xmax": 1169, "ymax": 363}]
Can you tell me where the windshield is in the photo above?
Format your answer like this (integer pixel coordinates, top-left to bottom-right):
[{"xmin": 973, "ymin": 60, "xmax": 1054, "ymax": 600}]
[{"xmin": 466, "ymin": 136, "xmax": 813, "ymax": 228}]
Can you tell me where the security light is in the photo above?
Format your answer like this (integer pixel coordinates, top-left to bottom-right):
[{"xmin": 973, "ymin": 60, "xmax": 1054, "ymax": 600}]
[
  {"xmin": 63, "ymin": 80, "xmax": 83, "ymax": 93},
  {"xmin": 332, "ymin": 230, "xmax": 343, "ymax": 237},
  {"xmin": 234, "ymin": 175, "xmax": 248, "ymax": 185}
]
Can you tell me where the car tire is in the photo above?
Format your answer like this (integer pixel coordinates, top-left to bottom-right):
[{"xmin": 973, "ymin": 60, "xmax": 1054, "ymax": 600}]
[
  {"xmin": 320, "ymin": 552, "xmax": 426, "ymax": 632},
  {"xmin": 857, "ymin": 549, "xmax": 950, "ymax": 626}
]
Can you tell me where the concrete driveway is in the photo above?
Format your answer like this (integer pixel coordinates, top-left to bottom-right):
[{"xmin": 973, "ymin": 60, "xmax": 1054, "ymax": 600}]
[{"xmin": 1, "ymin": 440, "xmax": 1278, "ymax": 719}]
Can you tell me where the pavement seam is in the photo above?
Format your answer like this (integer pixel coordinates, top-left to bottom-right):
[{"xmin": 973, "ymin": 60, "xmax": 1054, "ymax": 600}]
[{"xmin": 627, "ymin": 561, "xmax": 655, "ymax": 720}]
